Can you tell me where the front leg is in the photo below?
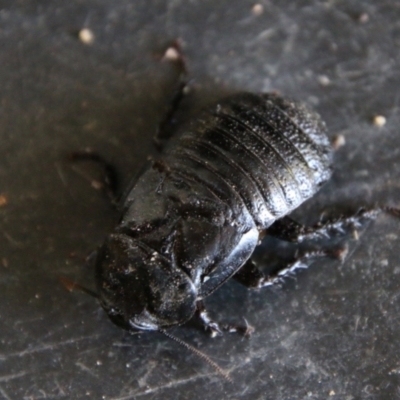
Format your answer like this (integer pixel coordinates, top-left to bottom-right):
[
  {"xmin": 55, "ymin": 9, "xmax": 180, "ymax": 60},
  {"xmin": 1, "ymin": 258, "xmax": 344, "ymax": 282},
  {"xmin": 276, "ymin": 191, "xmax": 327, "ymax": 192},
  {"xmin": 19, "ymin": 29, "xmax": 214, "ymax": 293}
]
[
  {"xmin": 195, "ymin": 300, "xmax": 223, "ymax": 338},
  {"xmin": 195, "ymin": 300, "xmax": 254, "ymax": 338}
]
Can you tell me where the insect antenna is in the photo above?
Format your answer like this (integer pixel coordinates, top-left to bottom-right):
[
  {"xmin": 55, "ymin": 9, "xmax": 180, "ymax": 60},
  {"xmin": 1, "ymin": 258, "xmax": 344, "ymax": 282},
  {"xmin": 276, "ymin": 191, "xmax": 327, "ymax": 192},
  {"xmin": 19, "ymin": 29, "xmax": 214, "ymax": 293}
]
[
  {"xmin": 159, "ymin": 328, "xmax": 232, "ymax": 382},
  {"xmin": 59, "ymin": 276, "xmax": 99, "ymax": 299}
]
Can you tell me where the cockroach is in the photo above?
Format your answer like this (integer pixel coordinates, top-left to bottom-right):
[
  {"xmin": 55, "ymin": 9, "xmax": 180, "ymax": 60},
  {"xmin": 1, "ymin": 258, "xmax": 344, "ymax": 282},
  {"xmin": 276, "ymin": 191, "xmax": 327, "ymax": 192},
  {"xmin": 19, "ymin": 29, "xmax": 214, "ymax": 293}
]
[{"xmin": 68, "ymin": 44, "xmax": 400, "ymax": 381}]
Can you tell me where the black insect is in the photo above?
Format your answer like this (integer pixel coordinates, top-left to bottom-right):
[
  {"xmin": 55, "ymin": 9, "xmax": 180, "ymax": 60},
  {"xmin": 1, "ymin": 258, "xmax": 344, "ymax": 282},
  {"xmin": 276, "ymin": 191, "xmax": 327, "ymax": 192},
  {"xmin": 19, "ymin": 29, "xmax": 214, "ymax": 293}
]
[
  {"xmin": 93, "ymin": 89, "xmax": 399, "ymax": 335},
  {"xmin": 95, "ymin": 90, "xmax": 332, "ymax": 330},
  {"xmin": 69, "ymin": 46, "xmax": 399, "ymax": 380}
]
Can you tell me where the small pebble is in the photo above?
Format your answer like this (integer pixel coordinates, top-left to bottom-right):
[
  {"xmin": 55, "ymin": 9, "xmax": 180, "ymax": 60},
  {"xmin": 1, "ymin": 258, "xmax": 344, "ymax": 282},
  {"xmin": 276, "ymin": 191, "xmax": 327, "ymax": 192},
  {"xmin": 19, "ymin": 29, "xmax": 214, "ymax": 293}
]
[
  {"xmin": 163, "ymin": 47, "xmax": 180, "ymax": 61},
  {"xmin": 358, "ymin": 13, "xmax": 369, "ymax": 23},
  {"xmin": 379, "ymin": 259, "xmax": 389, "ymax": 267},
  {"xmin": 331, "ymin": 134, "xmax": 346, "ymax": 150},
  {"xmin": 372, "ymin": 115, "xmax": 386, "ymax": 127},
  {"xmin": 0, "ymin": 194, "xmax": 7, "ymax": 207},
  {"xmin": 252, "ymin": 4, "xmax": 264, "ymax": 16},
  {"xmin": 318, "ymin": 75, "xmax": 331, "ymax": 86},
  {"xmin": 91, "ymin": 180, "xmax": 103, "ymax": 190},
  {"xmin": 79, "ymin": 28, "xmax": 95, "ymax": 45}
]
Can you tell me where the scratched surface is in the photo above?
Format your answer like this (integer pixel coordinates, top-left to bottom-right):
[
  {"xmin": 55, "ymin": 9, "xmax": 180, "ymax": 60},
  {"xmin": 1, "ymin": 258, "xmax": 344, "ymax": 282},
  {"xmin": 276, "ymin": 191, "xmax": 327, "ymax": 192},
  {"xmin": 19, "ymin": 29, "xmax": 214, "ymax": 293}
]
[{"xmin": 1, "ymin": 1, "xmax": 400, "ymax": 399}]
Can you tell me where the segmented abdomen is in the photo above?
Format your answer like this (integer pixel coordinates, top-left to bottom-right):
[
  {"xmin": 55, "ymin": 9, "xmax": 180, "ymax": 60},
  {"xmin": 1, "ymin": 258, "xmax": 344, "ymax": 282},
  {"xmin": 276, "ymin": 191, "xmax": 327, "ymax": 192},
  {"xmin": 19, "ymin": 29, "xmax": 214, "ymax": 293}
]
[{"xmin": 165, "ymin": 92, "xmax": 333, "ymax": 229}]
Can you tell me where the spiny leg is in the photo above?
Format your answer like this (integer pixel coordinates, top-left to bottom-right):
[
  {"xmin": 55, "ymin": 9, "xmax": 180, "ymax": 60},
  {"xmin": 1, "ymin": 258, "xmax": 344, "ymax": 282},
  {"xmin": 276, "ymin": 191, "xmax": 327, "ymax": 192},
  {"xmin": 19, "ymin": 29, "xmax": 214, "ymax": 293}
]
[
  {"xmin": 233, "ymin": 206, "xmax": 400, "ymax": 301},
  {"xmin": 225, "ymin": 249, "xmax": 344, "ymax": 336},
  {"xmin": 234, "ymin": 248, "xmax": 347, "ymax": 290},
  {"xmin": 267, "ymin": 207, "xmax": 400, "ymax": 244}
]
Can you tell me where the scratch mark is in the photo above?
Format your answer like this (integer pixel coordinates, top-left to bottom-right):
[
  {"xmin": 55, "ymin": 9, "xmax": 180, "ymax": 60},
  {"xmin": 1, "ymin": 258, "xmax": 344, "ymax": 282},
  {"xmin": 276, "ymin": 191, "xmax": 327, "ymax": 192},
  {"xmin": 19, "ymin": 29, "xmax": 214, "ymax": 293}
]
[
  {"xmin": 55, "ymin": 162, "xmax": 68, "ymax": 188},
  {"xmin": 75, "ymin": 362, "xmax": 99, "ymax": 380},
  {"xmin": 137, "ymin": 361, "xmax": 157, "ymax": 388},
  {"xmin": 0, "ymin": 386, "xmax": 12, "ymax": 400},
  {"xmin": 14, "ymin": 316, "xmax": 47, "ymax": 327},
  {"xmin": 111, "ymin": 373, "xmax": 212, "ymax": 399},
  {"xmin": 54, "ymin": 379, "xmax": 67, "ymax": 397},
  {"xmin": 282, "ymin": 23, "xmax": 299, "ymax": 55},
  {"xmin": 0, "ymin": 335, "xmax": 100, "ymax": 359},
  {"xmin": 0, "ymin": 371, "xmax": 28, "ymax": 383},
  {"xmin": 114, "ymin": 339, "xmax": 278, "ymax": 398},
  {"xmin": 55, "ymin": 161, "xmax": 81, "ymax": 204},
  {"xmin": 354, "ymin": 315, "xmax": 360, "ymax": 333},
  {"xmin": 3, "ymin": 232, "xmax": 24, "ymax": 248},
  {"xmin": 255, "ymin": 28, "xmax": 275, "ymax": 41}
]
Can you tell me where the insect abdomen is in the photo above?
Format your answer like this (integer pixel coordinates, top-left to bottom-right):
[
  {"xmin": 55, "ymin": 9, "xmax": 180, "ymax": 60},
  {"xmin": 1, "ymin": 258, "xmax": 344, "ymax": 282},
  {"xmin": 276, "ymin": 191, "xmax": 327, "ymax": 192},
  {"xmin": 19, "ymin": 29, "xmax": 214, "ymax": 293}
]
[{"xmin": 166, "ymin": 92, "xmax": 333, "ymax": 229}]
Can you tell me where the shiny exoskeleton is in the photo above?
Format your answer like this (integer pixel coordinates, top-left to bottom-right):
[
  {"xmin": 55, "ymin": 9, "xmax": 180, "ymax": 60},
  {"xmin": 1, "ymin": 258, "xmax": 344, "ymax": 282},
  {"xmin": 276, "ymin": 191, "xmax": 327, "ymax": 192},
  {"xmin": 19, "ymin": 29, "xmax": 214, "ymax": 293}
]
[{"xmin": 95, "ymin": 92, "xmax": 334, "ymax": 333}]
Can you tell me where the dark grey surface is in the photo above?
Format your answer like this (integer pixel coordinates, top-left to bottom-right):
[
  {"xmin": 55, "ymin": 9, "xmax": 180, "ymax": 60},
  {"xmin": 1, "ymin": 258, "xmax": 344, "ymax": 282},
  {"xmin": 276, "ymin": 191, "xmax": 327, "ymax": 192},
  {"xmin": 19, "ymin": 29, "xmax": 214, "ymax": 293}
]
[{"xmin": 1, "ymin": 1, "xmax": 400, "ymax": 399}]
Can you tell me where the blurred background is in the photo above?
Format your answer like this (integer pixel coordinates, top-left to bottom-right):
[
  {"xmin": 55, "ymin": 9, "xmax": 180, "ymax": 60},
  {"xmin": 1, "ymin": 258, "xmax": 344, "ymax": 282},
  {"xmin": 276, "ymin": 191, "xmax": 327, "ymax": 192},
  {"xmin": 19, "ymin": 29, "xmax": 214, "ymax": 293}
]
[{"xmin": 1, "ymin": 1, "xmax": 400, "ymax": 399}]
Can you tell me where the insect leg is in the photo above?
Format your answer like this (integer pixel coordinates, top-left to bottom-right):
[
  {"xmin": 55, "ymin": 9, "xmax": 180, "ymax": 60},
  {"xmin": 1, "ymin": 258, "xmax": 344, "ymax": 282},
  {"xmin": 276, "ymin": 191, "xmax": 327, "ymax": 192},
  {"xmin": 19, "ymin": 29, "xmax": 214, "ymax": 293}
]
[
  {"xmin": 195, "ymin": 300, "xmax": 224, "ymax": 338},
  {"xmin": 154, "ymin": 40, "xmax": 190, "ymax": 150},
  {"xmin": 69, "ymin": 149, "xmax": 119, "ymax": 205},
  {"xmin": 68, "ymin": 43, "xmax": 188, "ymax": 205},
  {"xmin": 267, "ymin": 207, "xmax": 400, "ymax": 244},
  {"xmin": 234, "ymin": 248, "xmax": 346, "ymax": 289}
]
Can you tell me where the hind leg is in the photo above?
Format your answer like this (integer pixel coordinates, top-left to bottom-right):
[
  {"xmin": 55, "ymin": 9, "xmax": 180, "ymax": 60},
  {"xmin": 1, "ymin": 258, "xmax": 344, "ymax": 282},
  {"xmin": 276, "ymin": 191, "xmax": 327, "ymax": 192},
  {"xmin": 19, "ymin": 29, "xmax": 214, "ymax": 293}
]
[
  {"xmin": 266, "ymin": 207, "xmax": 400, "ymax": 244},
  {"xmin": 235, "ymin": 206, "xmax": 400, "ymax": 289},
  {"xmin": 234, "ymin": 248, "xmax": 345, "ymax": 289}
]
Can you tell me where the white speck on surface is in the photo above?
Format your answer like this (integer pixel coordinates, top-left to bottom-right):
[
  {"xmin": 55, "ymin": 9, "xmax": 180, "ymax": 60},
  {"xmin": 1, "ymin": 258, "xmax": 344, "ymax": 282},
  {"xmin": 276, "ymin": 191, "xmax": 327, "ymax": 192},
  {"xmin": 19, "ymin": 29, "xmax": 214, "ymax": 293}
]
[
  {"xmin": 379, "ymin": 259, "xmax": 389, "ymax": 267},
  {"xmin": 163, "ymin": 47, "xmax": 180, "ymax": 61},
  {"xmin": 372, "ymin": 115, "xmax": 386, "ymax": 127},
  {"xmin": 251, "ymin": 4, "xmax": 264, "ymax": 16},
  {"xmin": 331, "ymin": 134, "xmax": 346, "ymax": 149},
  {"xmin": 359, "ymin": 13, "xmax": 369, "ymax": 23},
  {"xmin": 79, "ymin": 28, "xmax": 95, "ymax": 45},
  {"xmin": 91, "ymin": 180, "xmax": 103, "ymax": 190},
  {"xmin": 385, "ymin": 233, "xmax": 397, "ymax": 241},
  {"xmin": 318, "ymin": 75, "xmax": 331, "ymax": 86},
  {"xmin": 329, "ymin": 390, "xmax": 336, "ymax": 396}
]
